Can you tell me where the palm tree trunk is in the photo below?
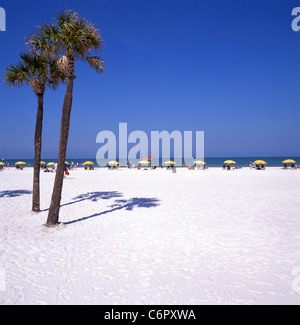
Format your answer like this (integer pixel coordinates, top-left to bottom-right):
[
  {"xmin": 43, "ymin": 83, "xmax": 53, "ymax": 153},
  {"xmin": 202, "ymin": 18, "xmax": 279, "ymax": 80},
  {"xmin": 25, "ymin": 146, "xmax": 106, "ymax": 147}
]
[
  {"xmin": 46, "ymin": 76, "xmax": 73, "ymax": 227},
  {"xmin": 32, "ymin": 93, "xmax": 44, "ymax": 212}
]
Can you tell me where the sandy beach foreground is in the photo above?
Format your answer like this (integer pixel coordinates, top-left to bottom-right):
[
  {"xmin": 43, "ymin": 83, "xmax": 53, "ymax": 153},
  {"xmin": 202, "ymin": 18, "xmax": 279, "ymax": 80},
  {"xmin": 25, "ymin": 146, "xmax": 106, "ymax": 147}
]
[{"xmin": 0, "ymin": 167, "xmax": 300, "ymax": 305}]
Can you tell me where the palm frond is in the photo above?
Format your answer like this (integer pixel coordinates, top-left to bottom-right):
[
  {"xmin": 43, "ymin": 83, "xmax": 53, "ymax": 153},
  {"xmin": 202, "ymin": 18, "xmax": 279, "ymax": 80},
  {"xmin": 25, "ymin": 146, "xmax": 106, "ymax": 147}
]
[
  {"xmin": 26, "ymin": 9, "xmax": 104, "ymax": 79},
  {"xmin": 5, "ymin": 51, "xmax": 65, "ymax": 93},
  {"xmin": 85, "ymin": 56, "xmax": 104, "ymax": 74},
  {"xmin": 48, "ymin": 58, "xmax": 66, "ymax": 90},
  {"xmin": 26, "ymin": 22, "xmax": 60, "ymax": 58},
  {"xmin": 56, "ymin": 10, "xmax": 104, "ymax": 60},
  {"xmin": 5, "ymin": 62, "xmax": 29, "ymax": 87}
]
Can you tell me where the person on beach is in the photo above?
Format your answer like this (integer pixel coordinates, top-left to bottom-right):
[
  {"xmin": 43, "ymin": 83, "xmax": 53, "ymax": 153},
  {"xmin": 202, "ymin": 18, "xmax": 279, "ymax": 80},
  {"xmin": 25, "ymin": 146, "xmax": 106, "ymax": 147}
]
[
  {"xmin": 250, "ymin": 161, "xmax": 253, "ymax": 170},
  {"xmin": 64, "ymin": 164, "xmax": 69, "ymax": 178}
]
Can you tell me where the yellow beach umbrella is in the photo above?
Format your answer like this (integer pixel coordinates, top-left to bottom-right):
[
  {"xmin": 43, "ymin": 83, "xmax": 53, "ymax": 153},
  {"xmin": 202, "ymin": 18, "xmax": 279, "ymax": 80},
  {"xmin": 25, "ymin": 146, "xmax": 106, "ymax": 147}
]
[
  {"xmin": 224, "ymin": 160, "xmax": 236, "ymax": 164},
  {"xmin": 282, "ymin": 159, "xmax": 296, "ymax": 164},
  {"xmin": 15, "ymin": 161, "xmax": 26, "ymax": 165},
  {"xmin": 65, "ymin": 161, "xmax": 70, "ymax": 165},
  {"xmin": 194, "ymin": 160, "xmax": 206, "ymax": 165},
  {"xmin": 254, "ymin": 160, "xmax": 267, "ymax": 165},
  {"xmin": 83, "ymin": 161, "xmax": 94, "ymax": 165},
  {"xmin": 139, "ymin": 160, "xmax": 150, "ymax": 164},
  {"xmin": 164, "ymin": 161, "xmax": 176, "ymax": 165},
  {"xmin": 40, "ymin": 161, "xmax": 46, "ymax": 165},
  {"xmin": 47, "ymin": 162, "xmax": 55, "ymax": 166},
  {"xmin": 108, "ymin": 161, "xmax": 119, "ymax": 165},
  {"xmin": 0, "ymin": 162, "xmax": 5, "ymax": 166}
]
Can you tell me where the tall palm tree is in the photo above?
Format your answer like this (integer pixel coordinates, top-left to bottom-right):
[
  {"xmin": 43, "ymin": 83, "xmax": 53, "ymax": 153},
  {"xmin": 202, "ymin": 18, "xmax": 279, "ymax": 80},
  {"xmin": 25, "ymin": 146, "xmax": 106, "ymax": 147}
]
[
  {"xmin": 27, "ymin": 10, "xmax": 104, "ymax": 227},
  {"xmin": 5, "ymin": 52, "xmax": 64, "ymax": 212}
]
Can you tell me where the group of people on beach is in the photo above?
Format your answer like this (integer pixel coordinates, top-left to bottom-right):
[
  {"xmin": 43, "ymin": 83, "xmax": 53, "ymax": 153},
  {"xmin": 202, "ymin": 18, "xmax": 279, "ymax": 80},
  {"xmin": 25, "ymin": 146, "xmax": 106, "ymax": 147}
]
[
  {"xmin": 282, "ymin": 164, "xmax": 298, "ymax": 169},
  {"xmin": 223, "ymin": 164, "xmax": 241, "ymax": 170},
  {"xmin": 249, "ymin": 161, "xmax": 266, "ymax": 170}
]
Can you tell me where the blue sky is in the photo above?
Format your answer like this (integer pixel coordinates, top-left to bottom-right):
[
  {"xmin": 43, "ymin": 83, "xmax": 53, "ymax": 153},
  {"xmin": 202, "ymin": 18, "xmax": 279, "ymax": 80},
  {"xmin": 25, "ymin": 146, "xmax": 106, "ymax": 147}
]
[{"xmin": 0, "ymin": 0, "xmax": 300, "ymax": 158}]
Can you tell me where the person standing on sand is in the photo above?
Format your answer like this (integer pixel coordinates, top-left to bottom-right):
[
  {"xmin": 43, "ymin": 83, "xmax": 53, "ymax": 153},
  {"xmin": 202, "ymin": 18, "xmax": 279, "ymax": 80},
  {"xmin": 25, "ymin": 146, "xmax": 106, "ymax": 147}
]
[
  {"xmin": 250, "ymin": 161, "xmax": 253, "ymax": 170},
  {"xmin": 64, "ymin": 164, "xmax": 69, "ymax": 178}
]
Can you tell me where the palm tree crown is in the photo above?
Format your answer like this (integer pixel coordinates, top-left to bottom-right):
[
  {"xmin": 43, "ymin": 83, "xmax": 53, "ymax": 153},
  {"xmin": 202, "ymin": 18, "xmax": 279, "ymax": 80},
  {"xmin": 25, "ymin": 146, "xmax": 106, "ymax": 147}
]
[
  {"xmin": 26, "ymin": 10, "xmax": 104, "ymax": 79},
  {"xmin": 5, "ymin": 51, "xmax": 64, "ymax": 94}
]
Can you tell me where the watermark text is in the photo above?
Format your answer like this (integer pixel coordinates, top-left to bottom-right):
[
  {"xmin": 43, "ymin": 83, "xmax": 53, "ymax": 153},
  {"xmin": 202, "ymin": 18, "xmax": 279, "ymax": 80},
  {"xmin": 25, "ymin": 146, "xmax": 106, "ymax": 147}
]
[
  {"xmin": 292, "ymin": 7, "xmax": 300, "ymax": 32},
  {"xmin": 0, "ymin": 7, "xmax": 6, "ymax": 32},
  {"xmin": 96, "ymin": 123, "xmax": 204, "ymax": 167},
  {"xmin": 0, "ymin": 268, "xmax": 6, "ymax": 292},
  {"xmin": 292, "ymin": 267, "xmax": 300, "ymax": 294}
]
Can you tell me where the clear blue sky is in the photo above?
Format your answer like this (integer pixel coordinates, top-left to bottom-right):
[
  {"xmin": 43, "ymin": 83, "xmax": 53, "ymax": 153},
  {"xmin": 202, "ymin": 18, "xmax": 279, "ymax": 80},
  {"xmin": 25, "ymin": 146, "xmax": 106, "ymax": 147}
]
[{"xmin": 0, "ymin": 0, "xmax": 300, "ymax": 158}]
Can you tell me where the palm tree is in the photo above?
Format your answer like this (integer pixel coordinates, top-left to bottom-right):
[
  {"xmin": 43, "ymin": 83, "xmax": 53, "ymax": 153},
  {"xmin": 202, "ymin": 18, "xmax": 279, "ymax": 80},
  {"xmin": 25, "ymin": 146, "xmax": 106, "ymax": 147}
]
[
  {"xmin": 5, "ymin": 52, "xmax": 64, "ymax": 212},
  {"xmin": 27, "ymin": 10, "xmax": 104, "ymax": 227}
]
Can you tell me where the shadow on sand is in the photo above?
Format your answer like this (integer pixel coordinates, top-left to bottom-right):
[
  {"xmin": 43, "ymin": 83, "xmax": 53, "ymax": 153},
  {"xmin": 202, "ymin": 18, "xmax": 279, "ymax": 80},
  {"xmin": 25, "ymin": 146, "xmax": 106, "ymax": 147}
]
[
  {"xmin": 42, "ymin": 191, "xmax": 123, "ymax": 212},
  {"xmin": 64, "ymin": 197, "xmax": 160, "ymax": 225},
  {"xmin": 0, "ymin": 190, "xmax": 32, "ymax": 198}
]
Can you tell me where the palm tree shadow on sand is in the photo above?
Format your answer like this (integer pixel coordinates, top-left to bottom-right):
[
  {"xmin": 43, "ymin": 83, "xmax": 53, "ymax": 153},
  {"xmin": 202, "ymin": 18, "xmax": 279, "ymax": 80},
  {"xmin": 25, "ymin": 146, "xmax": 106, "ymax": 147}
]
[
  {"xmin": 0, "ymin": 190, "xmax": 32, "ymax": 198},
  {"xmin": 64, "ymin": 197, "xmax": 160, "ymax": 225},
  {"xmin": 42, "ymin": 191, "xmax": 123, "ymax": 212}
]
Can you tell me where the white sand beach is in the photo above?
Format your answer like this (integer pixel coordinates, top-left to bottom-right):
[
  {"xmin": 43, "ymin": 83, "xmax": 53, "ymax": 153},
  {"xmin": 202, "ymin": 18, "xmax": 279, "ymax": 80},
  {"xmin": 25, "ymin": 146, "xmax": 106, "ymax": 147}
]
[{"xmin": 0, "ymin": 167, "xmax": 300, "ymax": 305}]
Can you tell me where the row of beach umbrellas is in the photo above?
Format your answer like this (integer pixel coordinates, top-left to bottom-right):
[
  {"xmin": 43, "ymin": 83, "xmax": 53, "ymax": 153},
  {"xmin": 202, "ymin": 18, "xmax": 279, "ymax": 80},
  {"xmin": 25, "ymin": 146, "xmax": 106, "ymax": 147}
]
[
  {"xmin": 4, "ymin": 159, "xmax": 297, "ymax": 167},
  {"xmin": 11, "ymin": 161, "xmax": 95, "ymax": 166},
  {"xmin": 224, "ymin": 160, "xmax": 268, "ymax": 165}
]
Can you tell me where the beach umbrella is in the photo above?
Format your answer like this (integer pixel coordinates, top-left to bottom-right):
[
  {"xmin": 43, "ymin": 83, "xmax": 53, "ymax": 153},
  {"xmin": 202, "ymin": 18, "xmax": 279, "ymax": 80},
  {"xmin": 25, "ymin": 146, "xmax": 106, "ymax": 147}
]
[
  {"xmin": 224, "ymin": 160, "xmax": 236, "ymax": 164},
  {"xmin": 47, "ymin": 162, "xmax": 55, "ymax": 166},
  {"xmin": 164, "ymin": 161, "xmax": 176, "ymax": 165},
  {"xmin": 254, "ymin": 160, "xmax": 267, "ymax": 165},
  {"xmin": 0, "ymin": 162, "xmax": 5, "ymax": 166},
  {"xmin": 194, "ymin": 160, "xmax": 206, "ymax": 165},
  {"xmin": 65, "ymin": 161, "xmax": 70, "ymax": 165},
  {"xmin": 83, "ymin": 161, "xmax": 94, "ymax": 165},
  {"xmin": 139, "ymin": 160, "xmax": 150, "ymax": 165},
  {"xmin": 108, "ymin": 161, "xmax": 119, "ymax": 165},
  {"xmin": 282, "ymin": 159, "xmax": 296, "ymax": 164},
  {"xmin": 15, "ymin": 161, "xmax": 26, "ymax": 165},
  {"xmin": 40, "ymin": 161, "xmax": 46, "ymax": 165}
]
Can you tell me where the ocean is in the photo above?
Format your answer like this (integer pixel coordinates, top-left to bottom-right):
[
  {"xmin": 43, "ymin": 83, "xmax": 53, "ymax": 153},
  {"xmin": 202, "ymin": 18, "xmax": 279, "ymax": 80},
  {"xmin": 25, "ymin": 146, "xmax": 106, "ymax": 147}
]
[{"xmin": 1, "ymin": 157, "xmax": 299, "ymax": 168}]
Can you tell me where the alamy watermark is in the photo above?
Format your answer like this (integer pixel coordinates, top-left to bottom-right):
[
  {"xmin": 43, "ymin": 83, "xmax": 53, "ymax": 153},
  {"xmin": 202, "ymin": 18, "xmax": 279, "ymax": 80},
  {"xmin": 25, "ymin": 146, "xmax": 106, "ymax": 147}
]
[
  {"xmin": 96, "ymin": 123, "xmax": 204, "ymax": 167},
  {"xmin": 0, "ymin": 267, "xmax": 5, "ymax": 292},
  {"xmin": 0, "ymin": 7, "xmax": 6, "ymax": 31},
  {"xmin": 292, "ymin": 267, "xmax": 300, "ymax": 295},
  {"xmin": 292, "ymin": 7, "xmax": 300, "ymax": 31}
]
